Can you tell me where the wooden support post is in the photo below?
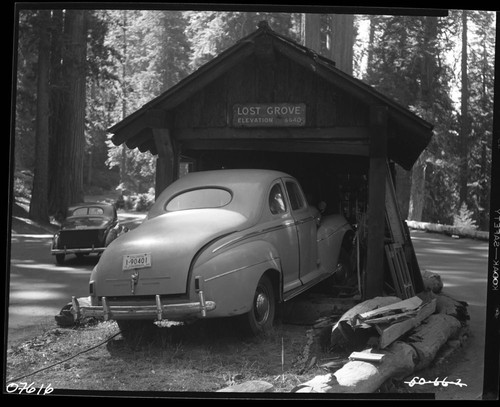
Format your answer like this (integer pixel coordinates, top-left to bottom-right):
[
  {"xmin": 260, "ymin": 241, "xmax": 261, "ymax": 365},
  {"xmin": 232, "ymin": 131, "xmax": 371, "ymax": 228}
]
[
  {"xmin": 152, "ymin": 128, "xmax": 177, "ymax": 199},
  {"xmin": 365, "ymin": 106, "xmax": 388, "ymax": 299}
]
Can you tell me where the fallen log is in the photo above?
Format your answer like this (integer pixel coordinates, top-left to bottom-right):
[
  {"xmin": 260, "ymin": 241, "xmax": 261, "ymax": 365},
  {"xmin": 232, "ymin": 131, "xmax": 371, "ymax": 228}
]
[
  {"xmin": 294, "ymin": 341, "xmax": 417, "ymax": 393},
  {"xmin": 407, "ymin": 313, "xmax": 462, "ymax": 371},
  {"xmin": 433, "ymin": 293, "xmax": 469, "ymax": 324}
]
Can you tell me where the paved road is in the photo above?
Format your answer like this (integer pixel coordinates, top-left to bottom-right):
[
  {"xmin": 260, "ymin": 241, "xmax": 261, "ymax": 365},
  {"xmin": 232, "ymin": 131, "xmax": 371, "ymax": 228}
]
[
  {"xmin": 409, "ymin": 230, "xmax": 490, "ymax": 400},
  {"xmin": 5, "ymin": 222, "xmax": 491, "ymax": 399},
  {"xmin": 6, "ymin": 212, "xmax": 146, "ymax": 348}
]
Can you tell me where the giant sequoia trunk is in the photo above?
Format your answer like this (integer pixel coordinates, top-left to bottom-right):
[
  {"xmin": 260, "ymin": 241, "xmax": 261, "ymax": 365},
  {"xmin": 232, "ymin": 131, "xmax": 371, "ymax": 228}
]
[
  {"xmin": 408, "ymin": 155, "xmax": 426, "ymax": 221},
  {"xmin": 48, "ymin": 9, "xmax": 64, "ymax": 215},
  {"xmin": 329, "ymin": 14, "xmax": 354, "ymax": 75},
  {"xmin": 459, "ymin": 10, "xmax": 470, "ymax": 207},
  {"xmin": 303, "ymin": 13, "xmax": 321, "ymax": 53},
  {"xmin": 408, "ymin": 17, "xmax": 438, "ymax": 222},
  {"xmin": 49, "ymin": 10, "xmax": 87, "ymax": 215},
  {"xmin": 29, "ymin": 10, "xmax": 51, "ymax": 224}
]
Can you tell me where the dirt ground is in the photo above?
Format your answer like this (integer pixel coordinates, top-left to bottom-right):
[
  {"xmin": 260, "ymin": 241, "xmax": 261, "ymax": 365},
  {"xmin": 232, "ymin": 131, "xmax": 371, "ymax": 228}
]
[{"xmin": 5, "ymin": 315, "xmax": 338, "ymax": 395}]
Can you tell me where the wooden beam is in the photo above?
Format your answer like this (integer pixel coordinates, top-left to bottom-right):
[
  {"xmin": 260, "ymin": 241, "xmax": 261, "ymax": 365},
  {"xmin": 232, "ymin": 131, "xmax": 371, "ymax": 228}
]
[
  {"xmin": 152, "ymin": 128, "xmax": 177, "ymax": 198},
  {"xmin": 112, "ymin": 109, "xmax": 167, "ymax": 146},
  {"xmin": 364, "ymin": 105, "xmax": 388, "ymax": 299},
  {"xmin": 375, "ymin": 299, "xmax": 436, "ymax": 349},
  {"xmin": 179, "ymin": 139, "xmax": 369, "ymax": 156},
  {"xmin": 175, "ymin": 126, "xmax": 370, "ymax": 141}
]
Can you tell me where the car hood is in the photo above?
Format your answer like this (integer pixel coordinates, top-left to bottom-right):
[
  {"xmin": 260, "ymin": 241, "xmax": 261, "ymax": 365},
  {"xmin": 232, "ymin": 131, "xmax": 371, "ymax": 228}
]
[
  {"xmin": 62, "ymin": 217, "xmax": 111, "ymax": 230},
  {"xmin": 92, "ymin": 208, "xmax": 250, "ymax": 297}
]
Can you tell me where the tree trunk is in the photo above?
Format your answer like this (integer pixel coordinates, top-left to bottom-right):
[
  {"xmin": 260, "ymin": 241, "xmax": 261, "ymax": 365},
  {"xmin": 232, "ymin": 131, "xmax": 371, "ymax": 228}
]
[
  {"xmin": 365, "ymin": 16, "xmax": 376, "ymax": 78},
  {"xmin": 394, "ymin": 164, "xmax": 411, "ymax": 220},
  {"xmin": 52, "ymin": 10, "xmax": 87, "ymax": 214},
  {"xmin": 303, "ymin": 13, "xmax": 321, "ymax": 54},
  {"xmin": 408, "ymin": 155, "xmax": 426, "ymax": 221},
  {"xmin": 48, "ymin": 9, "xmax": 64, "ymax": 214},
  {"xmin": 29, "ymin": 10, "xmax": 51, "ymax": 224},
  {"xmin": 459, "ymin": 10, "xmax": 469, "ymax": 207},
  {"xmin": 329, "ymin": 14, "xmax": 354, "ymax": 75}
]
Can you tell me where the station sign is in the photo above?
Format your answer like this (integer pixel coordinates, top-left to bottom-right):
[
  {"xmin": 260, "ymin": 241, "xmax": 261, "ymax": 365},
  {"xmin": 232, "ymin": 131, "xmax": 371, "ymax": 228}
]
[{"xmin": 232, "ymin": 103, "xmax": 306, "ymax": 127}]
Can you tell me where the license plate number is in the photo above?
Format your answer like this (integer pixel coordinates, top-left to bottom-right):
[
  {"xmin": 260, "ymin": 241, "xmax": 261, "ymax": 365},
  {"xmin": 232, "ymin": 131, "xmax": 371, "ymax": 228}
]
[{"xmin": 123, "ymin": 253, "xmax": 151, "ymax": 270}]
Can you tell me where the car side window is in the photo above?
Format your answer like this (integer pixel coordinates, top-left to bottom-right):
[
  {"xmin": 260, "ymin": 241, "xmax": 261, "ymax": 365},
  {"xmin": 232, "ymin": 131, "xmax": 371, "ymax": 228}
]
[
  {"xmin": 269, "ymin": 184, "xmax": 287, "ymax": 215},
  {"xmin": 88, "ymin": 207, "xmax": 104, "ymax": 215},
  {"xmin": 285, "ymin": 181, "xmax": 306, "ymax": 211}
]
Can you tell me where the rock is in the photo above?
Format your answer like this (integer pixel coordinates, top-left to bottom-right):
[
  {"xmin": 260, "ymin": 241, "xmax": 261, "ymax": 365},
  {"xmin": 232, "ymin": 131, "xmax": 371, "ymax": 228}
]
[
  {"xmin": 216, "ymin": 380, "xmax": 274, "ymax": 393},
  {"xmin": 422, "ymin": 270, "xmax": 443, "ymax": 293}
]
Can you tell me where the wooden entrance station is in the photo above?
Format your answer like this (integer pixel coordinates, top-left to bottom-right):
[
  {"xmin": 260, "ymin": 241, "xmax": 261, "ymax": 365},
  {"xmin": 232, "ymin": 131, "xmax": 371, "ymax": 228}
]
[{"xmin": 107, "ymin": 22, "xmax": 434, "ymax": 300}]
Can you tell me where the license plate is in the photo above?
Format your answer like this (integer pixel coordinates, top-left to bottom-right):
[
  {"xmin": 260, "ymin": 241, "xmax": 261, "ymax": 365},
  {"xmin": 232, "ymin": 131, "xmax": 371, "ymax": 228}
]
[{"xmin": 122, "ymin": 253, "xmax": 151, "ymax": 270}]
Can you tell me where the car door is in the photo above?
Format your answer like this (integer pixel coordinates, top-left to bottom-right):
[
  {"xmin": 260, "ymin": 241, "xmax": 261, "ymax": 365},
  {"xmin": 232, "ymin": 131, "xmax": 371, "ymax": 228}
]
[
  {"xmin": 283, "ymin": 178, "xmax": 321, "ymax": 286},
  {"xmin": 267, "ymin": 181, "xmax": 301, "ymax": 293}
]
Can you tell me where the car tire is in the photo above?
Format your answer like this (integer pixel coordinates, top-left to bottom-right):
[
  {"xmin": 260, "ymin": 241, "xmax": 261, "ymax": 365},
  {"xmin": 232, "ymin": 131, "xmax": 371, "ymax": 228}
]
[
  {"xmin": 116, "ymin": 319, "xmax": 158, "ymax": 347},
  {"xmin": 318, "ymin": 248, "xmax": 354, "ymax": 296},
  {"xmin": 55, "ymin": 253, "xmax": 65, "ymax": 265},
  {"xmin": 334, "ymin": 248, "xmax": 352, "ymax": 285},
  {"xmin": 239, "ymin": 274, "xmax": 275, "ymax": 336}
]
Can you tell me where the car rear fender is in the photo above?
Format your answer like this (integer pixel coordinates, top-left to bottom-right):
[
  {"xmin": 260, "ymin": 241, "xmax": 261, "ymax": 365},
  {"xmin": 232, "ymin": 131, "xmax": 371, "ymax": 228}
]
[{"xmin": 190, "ymin": 240, "xmax": 282, "ymax": 318}]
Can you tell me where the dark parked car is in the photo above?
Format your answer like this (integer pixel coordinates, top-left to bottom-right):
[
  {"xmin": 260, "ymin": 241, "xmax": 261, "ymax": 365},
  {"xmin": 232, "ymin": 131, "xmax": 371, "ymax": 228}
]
[
  {"xmin": 51, "ymin": 202, "xmax": 125, "ymax": 265},
  {"xmin": 72, "ymin": 170, "xmax": 354, "ymax": 337}
]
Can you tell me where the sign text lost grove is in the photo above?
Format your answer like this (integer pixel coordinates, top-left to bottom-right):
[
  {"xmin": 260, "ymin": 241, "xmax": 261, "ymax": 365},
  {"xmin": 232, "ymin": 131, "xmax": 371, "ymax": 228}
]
[{"xmin": 232, "ymin": 103, "xmax": 306, "ymax": 127}]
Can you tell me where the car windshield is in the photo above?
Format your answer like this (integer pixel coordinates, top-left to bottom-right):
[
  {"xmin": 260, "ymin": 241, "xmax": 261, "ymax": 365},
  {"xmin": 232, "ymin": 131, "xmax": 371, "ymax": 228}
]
[{"xmin": 166, "ymin": 188, "xmax": 232, "ymax": 212}]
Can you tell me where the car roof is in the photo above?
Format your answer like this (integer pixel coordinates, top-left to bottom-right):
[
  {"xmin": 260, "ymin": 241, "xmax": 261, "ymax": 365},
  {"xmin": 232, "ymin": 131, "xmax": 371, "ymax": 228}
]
[
  {"xmin": 171, "ymin": 169, "xmax": 292, "ymax": 188},
  {"xmin": 148, "ymin": 169, "xmax": 294, "ymax": 221}
]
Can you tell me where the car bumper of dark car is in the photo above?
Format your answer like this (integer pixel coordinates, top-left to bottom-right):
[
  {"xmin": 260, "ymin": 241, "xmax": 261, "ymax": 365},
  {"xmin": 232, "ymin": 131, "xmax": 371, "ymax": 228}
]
[
  {"xmin": 71, "ymin": 293, "xmax": 216, "ymax": 322},
  {"xmin": 51, "ymin": 247, "xmax": 106, "ymax": 255}
]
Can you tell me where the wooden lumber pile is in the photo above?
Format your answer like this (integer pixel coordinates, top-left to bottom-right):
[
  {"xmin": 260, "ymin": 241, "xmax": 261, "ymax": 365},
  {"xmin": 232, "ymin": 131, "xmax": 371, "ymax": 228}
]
[
  {"xmin": 330, "ymin": 296, "xmax": 401, "ymax": 351},
  {"xmin": 330, "ymin": 295, "xmax": 437, "ymax": 350}
]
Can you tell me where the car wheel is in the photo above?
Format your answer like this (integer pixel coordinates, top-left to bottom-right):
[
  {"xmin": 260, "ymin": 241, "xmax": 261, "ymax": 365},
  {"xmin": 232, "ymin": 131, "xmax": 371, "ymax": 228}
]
[
  {"xmin": 319, "ymin": 248, "xmax": 355, "ymax": 296},
  {"xmin": 240, "ymin": 274, "xmax": 275, "ymax": 336},
  {"xmin": 55, "ymin": 254, "xmax": 65, "ymax": 265},
  {"xmin": 334, "ymin": 248, "xmax": 352, "ymax": 285},
  {"xmin": 116, "ymin": 319, "xmax": 158, "ymax": 347}
]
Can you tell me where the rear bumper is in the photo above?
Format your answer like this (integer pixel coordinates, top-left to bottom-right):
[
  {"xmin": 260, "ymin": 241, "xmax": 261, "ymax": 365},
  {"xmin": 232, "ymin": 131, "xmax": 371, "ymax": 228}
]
[
  {"xmin": 71, "ymin": 292, "xmax": 216, "ymax": 322},
  {"xmin": 52, "ymin": 247, "xmax": 106, "ymax": 255}
]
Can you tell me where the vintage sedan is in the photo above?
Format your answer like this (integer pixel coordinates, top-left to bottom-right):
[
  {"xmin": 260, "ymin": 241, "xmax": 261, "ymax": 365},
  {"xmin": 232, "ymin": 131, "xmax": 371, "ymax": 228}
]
[
  {"xmin": 51, "ymin": 202, "xmax": 124, "ymax": 265},
  {"xmin": 72, "ymin": 169, "xmax": 354, "ymax": 338}
]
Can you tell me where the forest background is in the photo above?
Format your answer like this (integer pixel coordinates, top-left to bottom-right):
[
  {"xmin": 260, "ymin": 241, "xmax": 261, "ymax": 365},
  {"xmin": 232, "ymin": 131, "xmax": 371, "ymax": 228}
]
[{"xmin": 11, "ymin": 6, "xmax": 496, "ymax": 232}]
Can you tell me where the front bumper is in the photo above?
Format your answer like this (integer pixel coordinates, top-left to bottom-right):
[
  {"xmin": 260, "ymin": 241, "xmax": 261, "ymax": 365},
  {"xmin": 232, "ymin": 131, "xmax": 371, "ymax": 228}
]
[{"xmin": 71, "ymin": 291, "xmax": 216, "ymax": 322}]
